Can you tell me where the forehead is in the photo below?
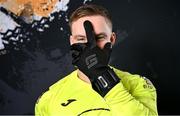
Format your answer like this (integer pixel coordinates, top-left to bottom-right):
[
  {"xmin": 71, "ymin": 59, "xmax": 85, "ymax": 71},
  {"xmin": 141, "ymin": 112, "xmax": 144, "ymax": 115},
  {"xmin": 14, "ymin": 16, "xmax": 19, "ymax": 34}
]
[{"xmin": 71, "ymin": 15, "xmax": 111, "ymax": 35}]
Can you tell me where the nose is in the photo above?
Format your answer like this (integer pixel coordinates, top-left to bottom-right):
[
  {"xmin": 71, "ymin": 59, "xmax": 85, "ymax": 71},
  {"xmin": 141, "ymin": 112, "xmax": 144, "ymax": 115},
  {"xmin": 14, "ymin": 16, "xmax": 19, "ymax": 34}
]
[{"xmin": 96, "ymin": 40, "xmax": 107, "ymax": 49}]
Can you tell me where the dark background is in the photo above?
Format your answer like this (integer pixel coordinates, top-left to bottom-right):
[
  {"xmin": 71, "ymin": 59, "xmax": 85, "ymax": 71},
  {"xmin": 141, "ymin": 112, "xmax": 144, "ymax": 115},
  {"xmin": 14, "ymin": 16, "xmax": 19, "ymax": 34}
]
[{"xmin": 0, "ymin": 0, "xmax": 180, "ymax": 115}]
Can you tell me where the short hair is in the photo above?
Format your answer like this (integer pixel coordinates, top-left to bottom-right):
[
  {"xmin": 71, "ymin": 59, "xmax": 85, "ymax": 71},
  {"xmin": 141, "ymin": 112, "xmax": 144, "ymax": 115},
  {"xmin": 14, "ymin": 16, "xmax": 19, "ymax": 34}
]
[{"xmin": 69, "ymin": 4, "xmax": 112, "ymax": 30}]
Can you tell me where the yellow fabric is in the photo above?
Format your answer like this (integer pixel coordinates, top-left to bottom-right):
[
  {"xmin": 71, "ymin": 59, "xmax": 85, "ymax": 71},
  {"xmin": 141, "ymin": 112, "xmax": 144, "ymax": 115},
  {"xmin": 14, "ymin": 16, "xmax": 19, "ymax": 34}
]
[{"xmin": 35, "ymin": 67, "xmax": 158, "ymax": 116}]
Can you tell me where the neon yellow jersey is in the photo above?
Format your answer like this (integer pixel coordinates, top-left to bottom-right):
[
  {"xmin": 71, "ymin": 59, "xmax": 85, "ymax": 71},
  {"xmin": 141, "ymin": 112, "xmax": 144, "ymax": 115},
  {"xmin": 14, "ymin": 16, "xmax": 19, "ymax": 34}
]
[{"xmin": 35, "ymin": 67, "xmax": 158, "ymax": 116}]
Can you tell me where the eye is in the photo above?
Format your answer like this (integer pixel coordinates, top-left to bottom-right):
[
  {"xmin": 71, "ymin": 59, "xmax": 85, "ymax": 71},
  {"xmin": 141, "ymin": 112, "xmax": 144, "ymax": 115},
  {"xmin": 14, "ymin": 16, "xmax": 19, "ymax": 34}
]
[
  {"xmin": 96, "ymin": 35, "xmax": 106, "ymax": 40},
  {"xmin": 76, "ymin": 37, "xmax": 86, "ymax": 42}
]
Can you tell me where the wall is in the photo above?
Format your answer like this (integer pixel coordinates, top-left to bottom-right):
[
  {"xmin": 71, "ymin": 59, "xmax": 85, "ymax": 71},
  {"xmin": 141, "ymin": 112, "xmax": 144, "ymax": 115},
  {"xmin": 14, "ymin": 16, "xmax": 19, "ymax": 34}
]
[{"xmin": 0, "ymin": 0, "xmax": 179, "ymax": 114}]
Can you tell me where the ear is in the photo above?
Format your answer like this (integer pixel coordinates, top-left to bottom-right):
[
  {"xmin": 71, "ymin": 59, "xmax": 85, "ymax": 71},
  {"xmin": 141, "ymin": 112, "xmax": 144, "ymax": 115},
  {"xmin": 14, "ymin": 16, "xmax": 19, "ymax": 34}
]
[
  {"xmin": 70, "ymin": 35, "xmax": 74, "ymax": 45},
  {"xmin": 110, "ymin": 32, "xmax": 116, "ymax": 45}
]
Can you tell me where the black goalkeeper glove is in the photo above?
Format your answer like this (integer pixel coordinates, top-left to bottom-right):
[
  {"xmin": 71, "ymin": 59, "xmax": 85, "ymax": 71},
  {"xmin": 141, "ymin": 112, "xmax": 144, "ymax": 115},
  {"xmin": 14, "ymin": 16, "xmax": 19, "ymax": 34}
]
[{"xmin": 70, "ymin": 20, "xmax": 120, "ymax": 97}]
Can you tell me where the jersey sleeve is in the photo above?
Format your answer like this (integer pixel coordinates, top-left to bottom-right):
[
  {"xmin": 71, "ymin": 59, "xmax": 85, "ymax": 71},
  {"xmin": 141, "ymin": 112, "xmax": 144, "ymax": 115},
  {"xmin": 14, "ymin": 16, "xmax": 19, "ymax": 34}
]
[
  {"xmin": 104, "ymin": 68, "xmax": 158, "ymax": 116},
  {"xmin": 35, "ymin": 90, "xmax": 52, "ymax": 116}
]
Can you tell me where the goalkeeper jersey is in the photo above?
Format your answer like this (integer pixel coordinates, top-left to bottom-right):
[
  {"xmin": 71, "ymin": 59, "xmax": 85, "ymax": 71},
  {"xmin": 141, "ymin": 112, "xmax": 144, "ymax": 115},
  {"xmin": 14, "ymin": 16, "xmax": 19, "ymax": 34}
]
[{"xmin": 35, "ymin": 67, "xmax": 158, "ymax": 116}]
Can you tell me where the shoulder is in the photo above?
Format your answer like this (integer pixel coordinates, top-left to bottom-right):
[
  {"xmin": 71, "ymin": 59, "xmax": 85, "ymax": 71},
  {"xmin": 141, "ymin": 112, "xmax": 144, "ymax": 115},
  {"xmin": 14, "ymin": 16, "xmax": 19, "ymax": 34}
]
[
  {"xmin": 36, "ymin": 70, "xmax": 78, "ymax": 105},
  {"xmin": 49, "ymin": 70, "xmax": 78, "ymax": 90},
  {"xmin": 111, "ymin": 66, "xmax": 140, "ymax": 80},
  {"xmin": 111, "ymin": 66, "xmax": 156, "ymax": 90}
]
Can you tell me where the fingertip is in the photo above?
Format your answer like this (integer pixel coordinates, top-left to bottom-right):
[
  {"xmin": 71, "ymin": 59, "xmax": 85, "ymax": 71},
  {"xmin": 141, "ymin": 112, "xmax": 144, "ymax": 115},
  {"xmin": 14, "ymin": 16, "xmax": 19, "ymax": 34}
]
[
  {"xmin": 83, "ymin": 20, "xmax": 96, "ymax": 48},
  {"xmin": 104, "ymin": 42, "xmax": 112, "ymax": 50}
]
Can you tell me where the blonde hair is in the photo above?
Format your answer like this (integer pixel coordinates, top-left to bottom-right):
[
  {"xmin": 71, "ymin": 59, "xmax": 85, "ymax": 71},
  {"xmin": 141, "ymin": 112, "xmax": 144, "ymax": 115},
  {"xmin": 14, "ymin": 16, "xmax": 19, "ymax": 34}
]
[{"xmin": 69, "ymin": 4, "xmax": 112, "ymax": 30}]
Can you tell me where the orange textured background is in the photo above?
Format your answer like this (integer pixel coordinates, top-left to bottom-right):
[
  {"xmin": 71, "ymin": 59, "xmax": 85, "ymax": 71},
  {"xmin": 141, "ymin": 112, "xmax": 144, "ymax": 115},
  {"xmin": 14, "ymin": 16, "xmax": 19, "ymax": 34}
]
[{"xmin": 0, "ymin": 0, "xmax": 59, "ymax": 16}]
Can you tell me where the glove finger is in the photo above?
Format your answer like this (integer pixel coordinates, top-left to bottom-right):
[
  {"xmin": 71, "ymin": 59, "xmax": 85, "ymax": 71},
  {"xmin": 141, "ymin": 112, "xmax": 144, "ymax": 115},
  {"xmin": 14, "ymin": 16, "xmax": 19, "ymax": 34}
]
[
  {"xmin": 103, "ymin": 42, "xmax": 112, "ymax": 53},
  {"xmin": 72, "ymin": 56, "xmax": 80, "ymax": 65},
  {"xmin": 102, "ymin": 42, "xmax": 112, "ymax": 64},
  {"xmin": 70, "ymin": 43, "xmax": 87, "ymax": 65},
  {"xmin": 83, "ymin": 20, "xmax": 96, "ymax": 49},
  {"xmin": 70, "ymin": 43, "xmax": 87, "ymax": 52}
]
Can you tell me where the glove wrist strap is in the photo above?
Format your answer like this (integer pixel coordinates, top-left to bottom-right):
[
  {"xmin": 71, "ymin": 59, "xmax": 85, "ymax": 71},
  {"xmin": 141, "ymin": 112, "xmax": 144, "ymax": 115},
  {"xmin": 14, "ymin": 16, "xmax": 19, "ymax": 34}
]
[{"xmin": 92, "ymin": 68, "xmax": 120, "ymax": 97}]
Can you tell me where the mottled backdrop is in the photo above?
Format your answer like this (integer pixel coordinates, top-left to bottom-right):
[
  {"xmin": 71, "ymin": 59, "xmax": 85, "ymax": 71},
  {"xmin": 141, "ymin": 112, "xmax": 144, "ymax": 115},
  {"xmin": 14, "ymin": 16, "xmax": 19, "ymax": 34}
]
[{"xmin": 0, "ymin": 0, "xmax": 179, "ymax": 115}]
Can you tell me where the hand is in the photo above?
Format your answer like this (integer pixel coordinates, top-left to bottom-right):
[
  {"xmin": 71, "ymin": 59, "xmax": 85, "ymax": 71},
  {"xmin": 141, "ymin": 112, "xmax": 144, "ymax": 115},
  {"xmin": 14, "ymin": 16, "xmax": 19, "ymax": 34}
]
[
  {"xmin": 70, "ymin": 20, "xmax": 120, "ymax": 96},
  {"xmin": 70, "ymin": 20, "xmax": 112, "ymax": 80}
]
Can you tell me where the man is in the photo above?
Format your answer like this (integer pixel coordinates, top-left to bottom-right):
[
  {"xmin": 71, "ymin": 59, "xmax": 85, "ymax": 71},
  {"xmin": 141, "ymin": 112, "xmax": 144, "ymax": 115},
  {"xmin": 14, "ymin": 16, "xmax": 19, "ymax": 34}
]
[{"xmin": 35, "ymin": 4, "xmax": 158, "ymax": 116}]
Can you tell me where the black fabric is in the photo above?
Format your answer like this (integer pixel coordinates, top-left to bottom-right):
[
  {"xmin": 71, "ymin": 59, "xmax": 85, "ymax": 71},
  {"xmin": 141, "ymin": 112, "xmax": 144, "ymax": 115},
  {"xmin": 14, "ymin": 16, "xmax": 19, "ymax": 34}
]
[{"xmin": 70, "ymin": 20, "xmax": 120, "ymax": 96}]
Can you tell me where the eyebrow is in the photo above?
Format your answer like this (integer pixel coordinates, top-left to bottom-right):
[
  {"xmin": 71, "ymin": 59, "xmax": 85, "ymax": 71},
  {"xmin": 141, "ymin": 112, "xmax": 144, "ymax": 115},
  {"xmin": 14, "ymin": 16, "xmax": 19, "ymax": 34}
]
[{"xmin": 96, "ymin": 32, "xmax": 108, "ymax": 38}]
